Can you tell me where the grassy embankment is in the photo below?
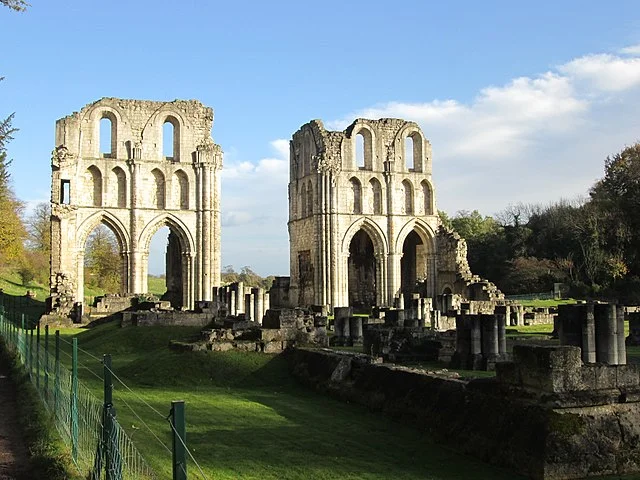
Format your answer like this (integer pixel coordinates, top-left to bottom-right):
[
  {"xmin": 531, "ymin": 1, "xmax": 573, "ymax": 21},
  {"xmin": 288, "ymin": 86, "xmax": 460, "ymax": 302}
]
[{"xmin": 50, "ymin": 322, "xmax": 526, "ymax": 480}]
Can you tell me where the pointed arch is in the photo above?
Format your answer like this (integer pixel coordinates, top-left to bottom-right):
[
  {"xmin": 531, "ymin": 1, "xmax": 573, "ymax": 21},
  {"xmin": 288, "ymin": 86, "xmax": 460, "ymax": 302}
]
[
  {"xmin": 350, "ymin": 177, "xmax": 362, "ymax": 214},
  {"xmin": 421, "ymin": 179, "xmax": 433, "ymax": 215},
  {"xmin": 163, "ymin": 115, "xmax": 180, "ymax": 161},
  {"xmin": 352, "ymin": 125, "xmax": 374, "ymax": 170},
  {"xmin": 173, "ymin": 169, "xmax": 189, "ymax": 210},
  {"xmin": 76, "ymin": 210, "xmax": 131, "ymax": 254},
  {"xmin": 85, "ymin": 165, "xmax": 103, "ymax": 207},
  {"xmin": 110, "ymin": 166, "xmax": 127, "ymax": 208},
  {"xmin": 369, "ymin": 177, "xmax": 383, "ymax": 215},
  {"xmin": 395, "ymin": 219, "xmax": 436, "ymax": 256},
  {"xmin": 138, "ymin": 213, "xmax": 195, "ymax": 254},
  {"xmin": 402, "ymin": 179, "xmax": 414, "ymax": 215},
  {"xmin": 151, "ymin": 168, "xmax": 165, "ymax": 209},
  {"xmin": 342, "ymin": 218, "xmax": 388, "ymax": 256}
]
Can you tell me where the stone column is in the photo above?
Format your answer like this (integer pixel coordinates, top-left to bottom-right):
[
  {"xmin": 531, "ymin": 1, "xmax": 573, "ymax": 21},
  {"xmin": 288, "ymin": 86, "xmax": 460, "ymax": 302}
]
[
  {"xmin": 349, "ymin": 316, "xmax": 363, "ymax": 344},
  {"xmin": 245, "ymin": 292, "xmax": 254, "ymax": 321},
  {"xmin": 594, "ymin": 303, "xmax": 618, "ymax": 365},
  {"xmin": 236, "ymin": 282, "xmax": 244, "ymax": 314},
  {"xmin": 252, "ymin": 287, "xmax": 264, "ymax": 324},
  {"xmin": 481, "ymin": 314, "xmax": 499, "ymax": 357},
  {"xmin": 581, "ymin": 303, "xmax": 596, "ymax": 363},
  {"xmin": 263, "ymin": 292, "xmax": 270, "ymax": 314},
  {"xmin": 616, "ymin": 305, "xmax": 627, "ymax": 365},
  {"xmin": 230, "ymin": 289, "xmax": 236, "ymax": 316}
]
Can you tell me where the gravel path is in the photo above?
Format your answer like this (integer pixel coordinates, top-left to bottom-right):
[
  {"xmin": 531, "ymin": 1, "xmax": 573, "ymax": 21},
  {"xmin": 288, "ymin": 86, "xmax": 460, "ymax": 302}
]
[{"xmin": 0, "ymin": 360, "xmax": 30, "ymax": 480}]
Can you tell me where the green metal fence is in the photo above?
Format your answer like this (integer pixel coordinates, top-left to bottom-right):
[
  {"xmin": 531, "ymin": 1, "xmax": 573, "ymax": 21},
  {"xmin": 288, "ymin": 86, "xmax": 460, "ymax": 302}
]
[{"xmin": 0, "ymin": 307, "xmax": 157, "ymax": 479}]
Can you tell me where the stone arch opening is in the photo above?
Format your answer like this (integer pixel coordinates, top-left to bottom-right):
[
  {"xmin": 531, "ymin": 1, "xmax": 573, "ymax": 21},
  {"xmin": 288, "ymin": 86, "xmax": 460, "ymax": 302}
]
[
  {"xmin": 401, "ymin": 230, "xmax": 427, "ymax": 297},
  {"xmin": 370, "ymin": 177, "xmax": 383, "ymax": 215},
  {"xmin": 405, "ymin": 136, "xmax": 414, "ymax": 171},
  {"xmin": 350, "ymin": 177, "xmax": 362, "ymax": 214},
  {"xmin": 353, "ymin": 127, "xmax": 373, "ymax": 170},
  {"xmin": 348, "ymin": 229, "xmax": 376, "ymax": 313},
  {"xmin": 141, "ymin": 216, "xmax": 194, "ymax": 310},
  {"xmin": 421, "ymin": 179, "xmax": 433, "ymax": 215},
  {"xmin": 99, "ymin": 111, "xmax": 117, "ymax": 158},
  {"xmin": 110, "ymin": 167, "xmax": 127, "ymax": 208},
  {"xmin": 402, "ymin": 179, "xmax": 414, "ymax": 214},
  {"xmin": 83, "ymin": 223, "xmax": 124, "ymax": 298},
  {"xmin": 151, "ymin": 169, "xmax": 166, "ymax": 209},
  {"xmin": 85, "ymin": 165, "xmax": 102, "ymax": 207},
  {"xmin": 173, "ymin": 170, "xmax": 189, "ymax": 210},
  {"xmin": 163, "ymin": 116, "xmax": 180, "ymax": 161}
]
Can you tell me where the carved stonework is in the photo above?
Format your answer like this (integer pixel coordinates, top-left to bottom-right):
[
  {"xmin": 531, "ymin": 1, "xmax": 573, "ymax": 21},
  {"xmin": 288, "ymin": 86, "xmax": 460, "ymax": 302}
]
[
  {"xmin": 51, "ymin": 203, "xmax": 78, "ymax": 219},
  {"xmin": 314, "ymin": 152, "xmax": 341, "ymax": 175},
  {"xmin": 51, "ymin": 145, "xmax": 74, "ymax": 167},
  {"xmin": 196, "ymin": 137, "xmax": 223, "ymax": 168}
]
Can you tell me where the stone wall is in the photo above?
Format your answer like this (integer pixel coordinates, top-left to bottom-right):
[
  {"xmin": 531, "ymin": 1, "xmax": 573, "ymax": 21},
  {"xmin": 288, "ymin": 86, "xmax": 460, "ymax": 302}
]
[
  {"xmin": 50, "ymin": 97, "xmax": 222, "ymax": 314},
  {"xmin": 289, "ymin": 346, "xmax": 640, "ymax": 479}
]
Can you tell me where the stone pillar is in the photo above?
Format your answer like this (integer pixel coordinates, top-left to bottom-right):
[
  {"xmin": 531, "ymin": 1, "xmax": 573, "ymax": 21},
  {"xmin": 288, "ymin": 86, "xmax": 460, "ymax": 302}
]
[
  {"xmin": 236, "ymin": 282, "xmax": 244, "ymax": 314},
  {"xmin": 495, "ymin": 306, "xmax": 508, "ymax": 355},
  {"xmin": 264, "ymin": 292, "xmax": 270, "ymax": 315},
  {"xmin": 617, "ymin": 305, "xmax": 627, "ymax": 365},
  {"xmin": 252, "ymin": 287, "xmax": 264, "ymax": 324},
  {"xmin": 558, "ymin": 304, "xmax": 582, "ymax": 348},
  {"xmin": 594, "ymin": 303, "xmax": 618, "ymax": 365},
  {"xmin": 581, "ymin": 303, "xmax": 596, "ymax": 364},
  {"xmin": 349, "ymin": 316, "xmax": 363, "ymax": 344},
  {"xmin": 245, "ymin": 293, "xmax": 254, "ymax": 321},
  {"xmin": 230, "ymin": 290, "xmax": 236, "ymax": 316},
  {"xmin": 470, "ymin": 315, "xmax": 482, "ymax": 356},
  {"xmin": 481, "ymin": 314, "xmax": 499, "ymax": 358}
]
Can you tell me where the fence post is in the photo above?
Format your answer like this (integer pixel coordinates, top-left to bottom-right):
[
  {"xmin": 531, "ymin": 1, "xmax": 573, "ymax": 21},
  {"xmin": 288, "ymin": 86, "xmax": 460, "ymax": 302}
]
[
  {"xmin": 29, "ymin": 325, "xmax": 34, "ymax": 378},
  {"xmin": 44, "ymin": 325, "xmax": 49, "ymax": 402},
  {"xmin": 71, "ymin": 337, "xmax": 79, "ymax": 463},
  {"xmin": 54, "ymin": 330, "xmax": 60, "ymax": 417},
  {"xmin": 103, "ymin": 354, "xmax": 122, "ymax": 480},
  {"xmin": 36, "ymin": 321, "xmax": 41, "ymax": 390},
  {"xmin": 171, "ymin": 400, "xmax": 187, "ymax": 480},
  {"xmin": 21, "ymin": 314, "xmax": 25, "ymax": 363}
]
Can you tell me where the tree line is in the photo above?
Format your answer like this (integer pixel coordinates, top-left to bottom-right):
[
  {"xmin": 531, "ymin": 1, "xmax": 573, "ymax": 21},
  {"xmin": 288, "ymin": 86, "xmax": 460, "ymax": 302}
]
[{"xmin": 440, "ymin": 143, "xmax": 640, "ymax": 303}]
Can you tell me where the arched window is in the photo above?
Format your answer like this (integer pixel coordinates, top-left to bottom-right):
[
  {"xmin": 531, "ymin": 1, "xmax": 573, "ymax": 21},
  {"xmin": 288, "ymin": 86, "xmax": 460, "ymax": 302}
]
[
  {"xmin": 402, "ymin": 179, "xmax": 414, "ymax": 215},
  {"xmin": 300, "ymin": 183, "xmax": 307, "ymax": 217},
  {"xmin": 351, "ymin": 177, "xmax": 362, "ymax": 214},
  {"xmin": 307, "ymin": 180, "xmax": 313, "ymax": 216},
  {"xmin": 422, "ymin": 180, "xmax": 433, "ymax": 215},
  {"xmin": 111, "ymin": 167, "xmax": 126, "ymax": 208},
  {"xmin": 85, "ymin": 166, "xmax": 102, "ymax": 207},
  {"xmin": 405, "ymin": 136, "xmax": 414, "ymax": 171},
  {"xmin": 151, "ymin": 169, "xmax": 165, "ymax": 209},
  {"xmin": 163, "ymin": 116, "xmax": 180, "ymax": 161},
  {"xmin": 370, "ymin": 178, "xmax": 383, "ymax": 215},
  {"xmin": 173, "ymin": 170, "xmax": 189, "ymax": 210},
  {"xmin": 406, "ymin": 132, "xmax": 423, "ymax": 172},
  {"xmin": 354, "ymin": 128, "xmax": 373, "ymax": 170},
  {"xmin": 99, "ymin": 113, "xmax": 117, "ymax": 158},
  {"xmin": 356, "ymin": 133, "xmax": 365, "ymax": 168}
]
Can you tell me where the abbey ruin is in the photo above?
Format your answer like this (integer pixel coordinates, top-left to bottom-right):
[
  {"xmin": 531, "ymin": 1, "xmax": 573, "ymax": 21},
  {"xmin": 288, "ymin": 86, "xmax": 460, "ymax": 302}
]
[{"xmin": 49, "ymin": 98, "xmax": 222, "ymax": 313}]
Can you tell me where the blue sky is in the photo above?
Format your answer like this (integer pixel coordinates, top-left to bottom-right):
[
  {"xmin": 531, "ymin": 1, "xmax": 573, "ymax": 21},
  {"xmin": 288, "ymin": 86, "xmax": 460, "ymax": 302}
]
[{"xmin": 2, "ymin": 0, "xmax": 640, "ymax": 276}]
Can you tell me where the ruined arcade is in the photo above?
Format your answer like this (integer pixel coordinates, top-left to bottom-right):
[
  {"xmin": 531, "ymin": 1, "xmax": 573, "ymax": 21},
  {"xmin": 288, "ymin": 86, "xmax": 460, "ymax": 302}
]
[
  {"xmin": 49, "ymin": 98, "xmax": 222, "ymax": 313},
  {"xmin": 287, "ymin": 118, "xmax": 502, "ymax": 311}
]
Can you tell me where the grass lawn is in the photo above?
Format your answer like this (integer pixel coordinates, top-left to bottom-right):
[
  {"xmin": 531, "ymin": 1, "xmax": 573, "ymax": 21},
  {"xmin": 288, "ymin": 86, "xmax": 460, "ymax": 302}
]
[
  {"xmin": 48, "ymin": 321, "xmax": 525, "ymax": 480},
  {"xmin": 518, "ymin": 298, "xmax": 577, "ymax": 308}
]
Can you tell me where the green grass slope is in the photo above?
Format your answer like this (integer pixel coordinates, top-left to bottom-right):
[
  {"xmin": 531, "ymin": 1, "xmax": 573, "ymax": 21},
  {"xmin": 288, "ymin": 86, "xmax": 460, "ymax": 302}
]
[{"xmin": 51, "ymin": 322, "xmax": 525, "ymax": 480}]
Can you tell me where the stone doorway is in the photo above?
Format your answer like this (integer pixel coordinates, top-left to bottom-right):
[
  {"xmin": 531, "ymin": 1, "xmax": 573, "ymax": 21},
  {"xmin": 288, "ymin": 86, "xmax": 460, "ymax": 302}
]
[{"xmin": 348, "ymin": 229, "xmax": 376, "ymax": 313}]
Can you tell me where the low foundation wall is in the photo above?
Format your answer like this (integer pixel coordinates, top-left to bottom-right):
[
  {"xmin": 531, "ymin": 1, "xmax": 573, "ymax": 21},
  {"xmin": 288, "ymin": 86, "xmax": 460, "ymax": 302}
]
[{"xmin": 288, "ymin": 347, "xmax": 640, "ymax": 479}]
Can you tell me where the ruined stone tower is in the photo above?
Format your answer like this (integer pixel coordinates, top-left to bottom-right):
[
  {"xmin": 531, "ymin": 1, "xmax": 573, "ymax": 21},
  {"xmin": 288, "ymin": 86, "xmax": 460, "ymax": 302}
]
[
  {"xmin": 50, "ymin": 98, "xmax": 222, "ymax": 312},
  {"xmin": 288, "ymin": 118, "xmax": 502, "ymax": 311}
]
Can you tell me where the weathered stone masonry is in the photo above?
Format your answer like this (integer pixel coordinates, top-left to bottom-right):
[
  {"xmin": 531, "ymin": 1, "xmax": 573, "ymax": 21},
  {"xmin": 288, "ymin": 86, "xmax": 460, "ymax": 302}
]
[
  {"xmin": 50, "ymin": 98, "xmax": 222, "ymax": 312},
  {"xmin": 287, "ymin": 118, "xmax": 502, "ymax": 312}
]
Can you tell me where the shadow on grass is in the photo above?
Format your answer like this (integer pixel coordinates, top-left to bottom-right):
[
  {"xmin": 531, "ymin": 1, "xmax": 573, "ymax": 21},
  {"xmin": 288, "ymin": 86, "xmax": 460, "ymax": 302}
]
[{"xmin": 0, "ymin": 291, "xmax": 47, "ymax": 327}]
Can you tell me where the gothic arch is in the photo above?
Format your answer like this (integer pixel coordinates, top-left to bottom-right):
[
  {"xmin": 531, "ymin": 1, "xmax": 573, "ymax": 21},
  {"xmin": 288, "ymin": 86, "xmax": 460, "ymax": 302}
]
[
  {"xmin": 139, "ymin": 213, "xmax": 195, "ymax": 254},
  {"xmin": 76, "ymin": 210, "xmax": 131, "ymax": 254},
  {"xmin": 394, "ymin": 123, "xmax": 425, "ymax": 172},
  {"xmin": 350, "ymin": 124, "xmax": 375, "ymax": 170},
  {"xmin": 395, "ymin": 219, "xmax": 436, "ymax": 254},
  {"xmin": 342, "ymin": 218, "xmax": 388, "ymax": 256},
  {"xmin": 83, "ymin": 103, "xmax": 127, "ymax": 159},
  {"xmin": 421, "ymin": 179, "xmax": 434, "ymax": 215}
]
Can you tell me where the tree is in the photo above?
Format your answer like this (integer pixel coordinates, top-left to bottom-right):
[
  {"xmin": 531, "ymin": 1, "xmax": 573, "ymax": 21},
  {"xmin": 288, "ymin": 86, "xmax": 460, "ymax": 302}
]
[
  {"xmin": 0, "ymin": 108, "xmax": 25, "ymax": 270},
  {"xmin": 84, "ymin": 225, "xmax": 122, "ymax": 292},
  {"xmin": 1, "ymin": 0, "xmax": 28, "ymax": 11}
]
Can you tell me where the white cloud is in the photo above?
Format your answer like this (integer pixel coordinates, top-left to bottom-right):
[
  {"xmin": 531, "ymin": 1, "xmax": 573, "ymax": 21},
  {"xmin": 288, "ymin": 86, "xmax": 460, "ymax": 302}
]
[
  {"xmin": 620, "ymin": 44, "xmax": 640, "ymax": 56},
  {"xmin": 560, "ymin": 53, "xmax": 640, "ymax": 92},
  {"xmin": 326, "ymin": 46, "xmax": 640, "ymax": 218}
]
